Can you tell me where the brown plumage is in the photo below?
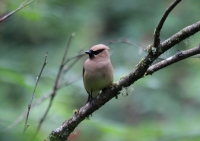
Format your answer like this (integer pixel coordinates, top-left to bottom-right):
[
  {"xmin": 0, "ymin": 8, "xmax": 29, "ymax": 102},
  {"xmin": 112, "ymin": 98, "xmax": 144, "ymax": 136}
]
[{"xmin": 83, "ymin": 44, "xmax": 113, "ymax": 104}]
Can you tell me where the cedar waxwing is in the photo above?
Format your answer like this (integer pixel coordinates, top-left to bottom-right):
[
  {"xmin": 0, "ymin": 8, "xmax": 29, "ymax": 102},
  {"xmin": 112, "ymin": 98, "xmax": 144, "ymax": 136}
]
[{"xmin": 83, "ymin": 44, "xmax": 113, "ymax": 104}]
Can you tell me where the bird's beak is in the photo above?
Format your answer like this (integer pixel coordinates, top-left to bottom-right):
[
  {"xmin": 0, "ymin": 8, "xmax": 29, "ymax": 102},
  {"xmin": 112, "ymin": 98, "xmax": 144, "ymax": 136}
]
[{"xmin": 85, "ymin": 50, "xmax": 92, "ymax": 55}]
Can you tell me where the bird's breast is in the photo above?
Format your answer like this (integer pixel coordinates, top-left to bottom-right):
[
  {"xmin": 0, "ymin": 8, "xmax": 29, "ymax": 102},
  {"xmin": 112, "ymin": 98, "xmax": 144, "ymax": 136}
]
[
  {"xmin": 83, "ymin": 59, "xmax": 113, "ymax": 96},
  {"xmin": 84, "ymin": 71, "xmax": 108, "ymax": 90}
]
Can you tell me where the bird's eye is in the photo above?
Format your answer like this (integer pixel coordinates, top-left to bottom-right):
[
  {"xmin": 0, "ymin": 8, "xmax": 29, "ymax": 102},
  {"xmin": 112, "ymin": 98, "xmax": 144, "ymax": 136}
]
[{"xmin": 92, "ymin": 49, "xmax": 104, "ymax": 55}]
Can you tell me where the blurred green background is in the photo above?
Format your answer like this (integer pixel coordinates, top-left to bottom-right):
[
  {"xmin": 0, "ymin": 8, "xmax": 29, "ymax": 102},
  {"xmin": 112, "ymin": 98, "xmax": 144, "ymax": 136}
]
[{"xmin": 1, "ymin": 0, "xmax": 200, "ymax": 141}]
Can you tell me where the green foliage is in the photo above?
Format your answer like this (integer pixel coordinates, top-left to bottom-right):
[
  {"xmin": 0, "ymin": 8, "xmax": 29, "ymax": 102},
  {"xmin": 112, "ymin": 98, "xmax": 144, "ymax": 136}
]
[{"xmin": 1, "ymin": 0, "xmax": 200, "ymax": 141}]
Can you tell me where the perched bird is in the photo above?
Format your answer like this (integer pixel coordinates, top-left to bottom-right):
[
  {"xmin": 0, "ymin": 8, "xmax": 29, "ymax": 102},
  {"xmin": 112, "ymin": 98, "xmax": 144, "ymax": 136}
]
[{"xmin": 83, "ymin": 44, "xmax": 113, "ymax": 104}]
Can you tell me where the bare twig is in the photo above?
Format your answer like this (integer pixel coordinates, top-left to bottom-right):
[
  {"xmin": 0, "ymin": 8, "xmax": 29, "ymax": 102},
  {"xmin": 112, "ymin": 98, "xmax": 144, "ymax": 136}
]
[
  {"xmin": 0, "ymin": 0, "xmax": 36, "ymax": 23},
  {"xmin": 153, "ymin": 0, "xmax": 182, "ymax": 47},
  {"xmin": 64, "ymin": 53, "xmax": 85, "ymax": 66},
  {"xmin": 105, "ymin": 38, "xmax": 145, "ymax": 49},
  {"xmin": 65, "ymin": 57, "xmax": 82, "ymax": 73},
  {"xmin": 62, "ymin": 33, "xmax": 76, "ymax": 66},
  {"xmin": 63, "ymin": 51, "xmax": 85, "ymax": 74},
  {"xmin": 147, "ymin": 44, "xmax": 200, "ymax": 75},
  {"xmin": 60, "ymin": 77, "xmax": 81, "ymax": 88},
  {"xmin": 24, "ymin": 52, "xmax": 48, "ymax": 133},
  {"xmin": 105, "ymin": 38, "xmax": 166, "ymax": 60},
  {"xmin": 34, "ymin": 33, "xmax": 75, "ymax": 137}
]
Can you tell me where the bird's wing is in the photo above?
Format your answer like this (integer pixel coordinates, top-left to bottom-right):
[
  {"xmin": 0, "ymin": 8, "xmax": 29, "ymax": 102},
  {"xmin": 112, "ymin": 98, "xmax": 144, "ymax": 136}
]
[
  {"xmin": 83, "ymin": 66, "xmax": 85, "ymax": 81},
  {"xmin": 83, "ymin": 66, "xmax": 91, "ymax": 95}
]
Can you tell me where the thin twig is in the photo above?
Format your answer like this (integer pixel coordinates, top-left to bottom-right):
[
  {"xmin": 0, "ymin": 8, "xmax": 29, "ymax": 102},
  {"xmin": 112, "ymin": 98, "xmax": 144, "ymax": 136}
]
[
  {"xmin": 34, "ymin": 34, "xmax": 75, "ymax": 137},
  {"xmin": 63, "ymin": 50, "xmax": 85, "ymax": 74},
  {"xmin": 64, "ymin": 53, "xmax": 85, "ymax": 65},
  {"xmin": 64, "ymin": 56, "xmax": 83, "ymax": 74},
  {"xmin": 23, "ymin": 52, "xmax": 48, "ymax": 133},
  {"xmin": 105, "ymin": 38, "xmax": 145, "ymax": 49},
  {"xmin": 60, "ymin": 77, "xmax": 81, "ymax": 88},
  {"xmin": 60, "ymin": 51, "xmax": 84, "ymax": 89},
  {"xmin": 153, "ymin": 0, "xmax": 182, "ymax": 47},
  {"xmin": 61, "ymin": 33, "xmax": 76, "ymax": 66},
  {"xmin": 0, "ymin": 0, "xmax": 36, "ymax": 23},
  {"xmin": 105, "ymin": 38, "xmax": 166, "ymax": 60}
]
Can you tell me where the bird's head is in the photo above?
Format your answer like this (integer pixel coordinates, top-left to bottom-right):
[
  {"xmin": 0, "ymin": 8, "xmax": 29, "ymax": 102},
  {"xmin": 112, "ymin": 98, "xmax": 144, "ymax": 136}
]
[{"xmin": 85, "ymin": 44, "xmax": 110, "ymax": 59}]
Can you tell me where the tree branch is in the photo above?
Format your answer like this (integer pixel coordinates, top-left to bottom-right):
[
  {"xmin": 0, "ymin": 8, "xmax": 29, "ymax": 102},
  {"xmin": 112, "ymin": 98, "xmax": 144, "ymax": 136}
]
[
  {"xmin": 0, "ymin": 0, "xmax": 36, "ymax": 23},
  {"xmin": 160, "ymin": 21, "xmax": 200, "ymax": 52},
  {"xmin": 45, "ymin": 20, "xmax": 200, "ymax": 141},
  {"xmin": 153, "ymin": 0, "xmax": 182, "ymax": 47},
  {"xmin": 147, "ymin": 44, "xmax": 200, "ymax": 75}
]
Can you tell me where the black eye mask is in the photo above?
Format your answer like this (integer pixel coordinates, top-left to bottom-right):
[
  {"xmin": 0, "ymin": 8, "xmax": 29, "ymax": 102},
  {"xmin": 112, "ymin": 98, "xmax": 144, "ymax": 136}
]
[
  {"xmin": 91, "ymin": 49, "xmax": 104, "ymax": 55},
  {"xmin": 85, "ymin": 49, "xmax": 105, "ymax": 59}
]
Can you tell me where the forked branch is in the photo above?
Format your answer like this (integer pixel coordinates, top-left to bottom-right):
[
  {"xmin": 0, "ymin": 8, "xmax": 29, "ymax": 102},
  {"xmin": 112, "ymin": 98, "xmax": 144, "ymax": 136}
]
[{"xmin": 153, "ymin": 0, "xmax": 182, "ymax": 47}]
